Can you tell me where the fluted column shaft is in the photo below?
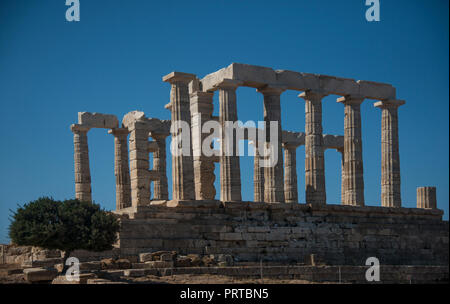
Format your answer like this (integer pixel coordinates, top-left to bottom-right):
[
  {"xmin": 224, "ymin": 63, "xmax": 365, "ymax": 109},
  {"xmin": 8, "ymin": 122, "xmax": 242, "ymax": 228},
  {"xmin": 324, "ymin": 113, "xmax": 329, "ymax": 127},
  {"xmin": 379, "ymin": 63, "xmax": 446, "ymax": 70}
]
[
  {"xmin": 258, "ymin": 86, "xmax": 285, "ymax": 203},
  {"xmin": 152, "ymin": 134, "xmax": 169, "ymax": 200},
  {"xmin": 375, "ymin": 100, "xmax": 405, "ymax": 207},
  {"xmin": 336, "ymin": 147, "xmax": 345, "ymax": 204},
  {"xmin": 283, "ymin": 144, "xmax": 298, "ymax": 203},
  {"xmin": 252, "ymin": 141, "xmax": 265, "ymax": 202},
  {"xmin": 109, "ymin": 128, "xmax": 131, "ymax": 210},
  {"xmin": 218, "ymin": 80, "xmax": 241, "ymax": 202},
  {"xmin": 190, "ymin": 91, "xmax": 216, "ymax": 200},
  {"xmin": 163, "ymin": 72, "xmax": 196, "ymax": 201},
  {"xmin": 71, "ymin": 124, "xmax": 92, "ymax": 202},
  {"xmin": 299, "ymin": 90, "xmax": 328, "ymax": 205},
  {"xmin": 338, "ymin": 95, "xmax": 365, "ymax": 206}
]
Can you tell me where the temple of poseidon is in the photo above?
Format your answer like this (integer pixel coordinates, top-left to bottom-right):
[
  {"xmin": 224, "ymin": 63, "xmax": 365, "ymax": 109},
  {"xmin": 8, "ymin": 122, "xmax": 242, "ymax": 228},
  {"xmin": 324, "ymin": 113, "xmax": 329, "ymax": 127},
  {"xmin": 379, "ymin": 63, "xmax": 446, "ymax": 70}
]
[{"xmin": 70, "ymin": 63, "xmax": 448, "ymax": 266}]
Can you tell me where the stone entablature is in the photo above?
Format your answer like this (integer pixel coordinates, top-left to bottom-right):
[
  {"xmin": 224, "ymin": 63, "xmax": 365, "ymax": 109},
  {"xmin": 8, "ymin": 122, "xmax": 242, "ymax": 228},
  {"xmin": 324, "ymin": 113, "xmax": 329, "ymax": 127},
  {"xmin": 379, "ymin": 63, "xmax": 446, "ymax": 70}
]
[{"xmin": 200, "ymin": 63, "xmax": 395, "ymax": 100}]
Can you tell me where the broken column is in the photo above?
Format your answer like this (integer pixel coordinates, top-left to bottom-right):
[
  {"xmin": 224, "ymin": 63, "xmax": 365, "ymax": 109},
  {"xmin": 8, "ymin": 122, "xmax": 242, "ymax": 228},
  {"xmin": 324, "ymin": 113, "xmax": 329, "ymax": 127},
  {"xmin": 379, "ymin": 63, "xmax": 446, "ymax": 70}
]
[
  {"xmin": 163, "ymin": 72, "xmax": 196, "ymax": 201},
  {"xmin": 299, "ymin": 90, "xmax": 328, "ymax": 205},
  {"xmin": 258, "ymin": 85, "xmax": 286, "ymax": 203},
  {"xmin": 151, "ymin": 133, "xmax": 169, "ymax": 200},
  {"xmin": 190, "ymin": 85, "xmax": 216, "ymax": 200},
  {"xmin": 374, "ymin": 99, "xmax": 405, "ymax": 208},
  {"xmin": 71, "ymin": 124, "xmax": 92, "ymax": 202},
  {"xmin": 337, "ymin": 95, "xmax": 365, "ymax": 206},
  {"xmin": 217, "ymin": 79, "xmax": 242, "ymax": 202},
  {"xmin": 283, "ymin": 143, "xmax": 298, "ymax": 203},
  {"xmin": 417, "ymin": 187, "xmax": 437, "ymax": 209},
  {"xmin": 109, "ymin": 128, "xmax": 131, "ymax": 209}
]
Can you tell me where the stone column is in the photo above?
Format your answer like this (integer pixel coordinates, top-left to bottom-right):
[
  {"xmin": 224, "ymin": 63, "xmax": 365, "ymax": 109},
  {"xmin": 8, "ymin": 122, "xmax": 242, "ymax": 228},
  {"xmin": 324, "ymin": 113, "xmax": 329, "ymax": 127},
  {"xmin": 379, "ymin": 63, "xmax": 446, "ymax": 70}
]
[
  {"xmin": 71, "ymin": 124, "xmax": 92, "ymax": 202},
  {"xmin": 417, "ymin": 187, "xmax": 437, "ymax": 209},
  {"xmin": 163, "ymin": 72, "xmax": 196, "ymax": 201},
  {"xmin": 337, "ymin": 95, "xmax": 365, "ymax": 206},
  {"xmin": 336, "ymin": 147, "xmax": 345, "ymax": 204},
  {"xmin": 251, "ymin": 140, "xmax": 265, "ymax": 202},
  {"xmin": 283, "ymin": 144, "xmax": 298, "ymax": 203},
  {"xmin": 190, "ymin": 91, "xmax": 216, "ymax": 200},
  {"xmin": 299, "ymin": 90, "xmax": 328, "ymax": 205},
  {"xmin": 109, "ymin": 128, "xmax": 131, "ymax": 210},
  {"xmin": 129, "ymin": 121, "xmax": 151, "ymax": 207},
  {"xmin": 374, "ymin": 99, "xmax": 405, "ymax": 207},
  {"xmin": 218, "ymin": 79, "xmax": 242, "ymax": 202},
  {"xmin": 258, "ymin": 86, "xmax": 286, "ymax": 203},
  {"xmin": 152, "ymin": 134, "xmax": 169, "ymax": 200}
]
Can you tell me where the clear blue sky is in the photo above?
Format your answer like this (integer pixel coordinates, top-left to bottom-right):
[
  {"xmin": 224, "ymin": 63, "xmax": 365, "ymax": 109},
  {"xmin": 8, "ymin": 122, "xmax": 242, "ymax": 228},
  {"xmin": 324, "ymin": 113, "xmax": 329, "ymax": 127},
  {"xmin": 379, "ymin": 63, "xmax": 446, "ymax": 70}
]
[{"xmin": 0, "ymin": 0, "xmax": 448, "ymax": 244}]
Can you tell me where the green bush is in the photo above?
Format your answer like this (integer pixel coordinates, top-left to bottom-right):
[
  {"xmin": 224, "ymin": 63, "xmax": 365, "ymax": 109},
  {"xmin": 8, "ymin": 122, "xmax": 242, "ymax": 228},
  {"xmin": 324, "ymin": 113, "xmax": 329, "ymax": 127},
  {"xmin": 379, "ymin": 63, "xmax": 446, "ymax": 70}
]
[{"xmin": 9, "ymin": 197, "xmax": 120, "ymax": 271}]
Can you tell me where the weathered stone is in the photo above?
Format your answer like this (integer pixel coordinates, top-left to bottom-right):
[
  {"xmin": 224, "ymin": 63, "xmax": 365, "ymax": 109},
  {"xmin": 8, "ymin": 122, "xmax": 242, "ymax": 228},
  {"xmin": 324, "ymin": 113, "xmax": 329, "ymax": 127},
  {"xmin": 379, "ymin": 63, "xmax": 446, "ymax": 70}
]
[
  {"xmin": 78, "ymin": 112, "xmax": 119, "ymax": 129},
  {"xmin": 24, "ymin": 267, "xmax": 58, "ymax": 282}
]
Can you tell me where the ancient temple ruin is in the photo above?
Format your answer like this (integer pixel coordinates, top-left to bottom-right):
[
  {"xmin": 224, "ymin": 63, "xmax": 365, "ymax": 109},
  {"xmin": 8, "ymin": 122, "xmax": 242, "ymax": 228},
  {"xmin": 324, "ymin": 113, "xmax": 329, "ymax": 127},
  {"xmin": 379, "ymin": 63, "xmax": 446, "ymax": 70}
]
[{"xmin": 70, "ymin": 63, "xmax": 448, "ymax": 265}]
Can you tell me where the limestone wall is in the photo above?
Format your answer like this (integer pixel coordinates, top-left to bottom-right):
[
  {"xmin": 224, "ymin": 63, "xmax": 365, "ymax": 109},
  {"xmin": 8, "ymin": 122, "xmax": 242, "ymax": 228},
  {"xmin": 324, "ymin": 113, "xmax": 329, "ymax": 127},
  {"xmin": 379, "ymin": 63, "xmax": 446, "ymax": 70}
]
[{"xmin": 116, "ymin": 202, "xmax": 449, "ymax": 266}]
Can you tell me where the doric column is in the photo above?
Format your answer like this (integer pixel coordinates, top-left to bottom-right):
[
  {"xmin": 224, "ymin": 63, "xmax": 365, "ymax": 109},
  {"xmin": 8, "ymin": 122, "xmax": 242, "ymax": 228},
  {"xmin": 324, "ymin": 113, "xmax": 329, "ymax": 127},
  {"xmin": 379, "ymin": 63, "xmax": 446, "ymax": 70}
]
[
  {"xmin": 258, "ymin": 86, "xmax": 286, "ymax": 203},
  {"xmin": 337, "ymin": 95, "xmax": 365, "ymax": 206},
  {"xmin": 299, "ymin": 90, "xmax": 328, "ymax": 205},
  {"xmin": 109, "ymin": 128, "xmax": 131, "ymax": 210},
  {"xmin": 251, "ymin": 140, "xmax": 265, "ymax": 202},
  {"xmin": 190, "ymin": 90, "xmax": 216, "ymax": 200},
  {"xmin": 336, "ymin": 147, "xmax": 345, "ymax": 204},
  {"xmin": 129, "ymin": 121, "xmax": 151, "ymax": 207},
  {"xmin": 217, "ymin": 79, "xmax": 242, "ymax": 202},
  {"xmin": 152, "ymin": 134, "xmax": 169, "ymax": 200},
  {"xmin": 71, "ymin": 124, "xmax": 92, "ymax": 202},
  {"xmin": 283, "ymin": 144, "xmax": 298, "ymax": 203},
  {"xmin": 374, "ymin": 99, "xmax": 405, "ymax": 207},
  {"xmin": 163, "ymin": 72, "xmax": 196, "ymax": 201},
  {"xmin": 417, "ymin": 187, "xmax": 437, "ymax": 209}
]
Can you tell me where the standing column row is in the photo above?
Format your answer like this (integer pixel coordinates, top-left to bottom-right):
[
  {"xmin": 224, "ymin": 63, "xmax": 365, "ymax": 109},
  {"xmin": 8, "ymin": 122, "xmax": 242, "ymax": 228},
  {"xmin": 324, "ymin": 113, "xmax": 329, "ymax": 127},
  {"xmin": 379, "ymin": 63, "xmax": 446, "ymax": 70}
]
[
  {"xmin": 251, "ymin": 140, "xmax": 265, "ymax": 202},
  {"xmin": 152, "ymin": 133, "xmax": 169, "ymax": 201},
  {"xmin": 218, "ymin": 80, "xmax": 242, "ymax": 202},
  {"xmin": 71, "ymin": 124, "xmax": 92, "ymax": 202},
  {"xmin": 337, "ymin": 95, "xmax": 365, "ymax": 206},
  {"xmin": 299, "ymin": 90, "xmax": 328, "ymax": 205},
  {"xmin": 129, "ymin": 121, "xmax": 151, "ymax": 207},
  {"xmin": 109, "ymin": 128, "xmax": 131, "ymax": 209},
  {"xmin": 283, "ymin": 144, "xmax": 298, "ymax": 203},
  {"xmin": 374, "ymin": 99, "xmax": 405, "ymax": 207},
  {"xmin": 258, "ymin": 86, "xmax": 286, "ymax": 203},
  {"xmin": 190, "ymin": 90, "xmax": 216, "ymax": 200},
  {"xmin": 163, "ymin": 72, "xmax": 196, "ymax": 201}
]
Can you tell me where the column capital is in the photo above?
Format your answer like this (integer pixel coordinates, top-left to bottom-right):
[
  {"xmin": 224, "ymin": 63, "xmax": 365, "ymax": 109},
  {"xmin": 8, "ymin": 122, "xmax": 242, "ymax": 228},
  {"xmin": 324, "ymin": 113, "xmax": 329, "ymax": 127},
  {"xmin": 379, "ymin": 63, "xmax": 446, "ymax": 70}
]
[
  {"xmin": 374, "ymin": 99, "xmax": 406, "ymax": 109},
  {"xmin": 298, "ymin": 89, "xmax": 328, "ymax": 101},
  {"xmin": 162, "ymin": 71, "xmax": 197, "ymax": 84},
  {"xmin": 70, "ymin": 124, "xmax": 90, "ymax": 133},
  {"xmin": 337, "ymin": 95, "xmax": 365, "ymax": 105},
  {"xmin": 214, "ymin": 79, "xmax": 242, "ymax": 90},
  {"xmin": 257, "ymin": 85, "xmax": 287, "ymax": 96}
]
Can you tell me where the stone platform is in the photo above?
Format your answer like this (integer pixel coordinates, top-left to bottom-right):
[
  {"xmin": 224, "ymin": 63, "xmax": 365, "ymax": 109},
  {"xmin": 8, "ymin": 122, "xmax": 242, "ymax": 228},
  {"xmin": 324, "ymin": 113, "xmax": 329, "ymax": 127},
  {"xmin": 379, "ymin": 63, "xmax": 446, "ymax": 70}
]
[{"xmin": 115, "ymin": 201, "xmax": 449, "ymax": 266}]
